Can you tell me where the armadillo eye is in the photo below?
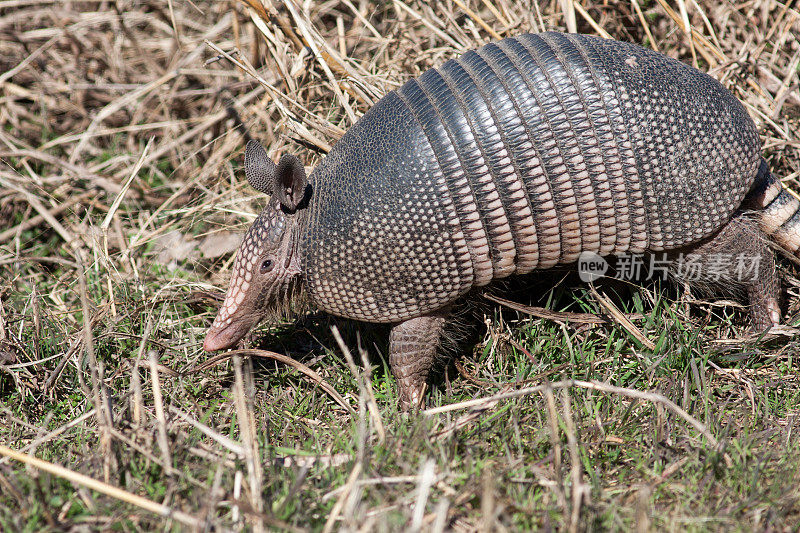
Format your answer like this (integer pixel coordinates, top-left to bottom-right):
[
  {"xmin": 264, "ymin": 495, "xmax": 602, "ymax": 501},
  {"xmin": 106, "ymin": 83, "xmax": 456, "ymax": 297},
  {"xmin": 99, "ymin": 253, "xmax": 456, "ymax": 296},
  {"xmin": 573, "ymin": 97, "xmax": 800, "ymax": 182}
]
[{"xmin": 260, "ymin": 259, "xmax": 274, "ymax": 274}]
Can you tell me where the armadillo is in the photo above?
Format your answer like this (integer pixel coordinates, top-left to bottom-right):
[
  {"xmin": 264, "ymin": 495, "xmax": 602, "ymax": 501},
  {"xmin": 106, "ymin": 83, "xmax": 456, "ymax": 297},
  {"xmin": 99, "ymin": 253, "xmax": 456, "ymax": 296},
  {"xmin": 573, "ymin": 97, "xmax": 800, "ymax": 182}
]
[{"xmin": 203, "ymin": 32, "xmax": 799, "ymax": 408}]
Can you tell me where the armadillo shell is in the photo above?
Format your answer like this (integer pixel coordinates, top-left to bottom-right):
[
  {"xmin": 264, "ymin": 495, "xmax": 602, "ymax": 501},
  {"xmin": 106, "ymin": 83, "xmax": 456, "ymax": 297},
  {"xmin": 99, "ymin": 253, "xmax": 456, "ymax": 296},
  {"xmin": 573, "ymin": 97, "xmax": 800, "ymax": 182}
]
[{"xmin": 301, "ymin": 32, "xmax": 760, "ymax": 323}]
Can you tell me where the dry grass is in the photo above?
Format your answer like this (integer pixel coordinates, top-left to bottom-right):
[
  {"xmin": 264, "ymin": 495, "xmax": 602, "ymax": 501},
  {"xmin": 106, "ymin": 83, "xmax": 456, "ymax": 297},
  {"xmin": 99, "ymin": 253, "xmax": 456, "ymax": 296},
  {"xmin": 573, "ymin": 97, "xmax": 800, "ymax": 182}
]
[{"xmin": 1, "ymin": 0, "xmax": 799, "ymax": 530}]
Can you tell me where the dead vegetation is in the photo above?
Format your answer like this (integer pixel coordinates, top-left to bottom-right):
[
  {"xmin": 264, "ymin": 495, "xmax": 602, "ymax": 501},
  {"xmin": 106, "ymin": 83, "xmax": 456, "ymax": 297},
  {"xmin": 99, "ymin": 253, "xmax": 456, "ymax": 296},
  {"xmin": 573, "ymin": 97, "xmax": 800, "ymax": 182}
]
[{"xmin": 1, "ymin": 0, "xmax": 799, "ymax": 530}]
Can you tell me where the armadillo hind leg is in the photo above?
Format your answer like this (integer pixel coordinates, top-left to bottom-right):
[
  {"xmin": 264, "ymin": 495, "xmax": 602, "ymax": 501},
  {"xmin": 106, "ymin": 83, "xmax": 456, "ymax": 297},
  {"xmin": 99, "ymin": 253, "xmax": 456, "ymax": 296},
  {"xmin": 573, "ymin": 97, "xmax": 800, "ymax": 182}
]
[
  {"xmin": 670, "ymin": 214, "xmax": 780, "ymax": 330},
  {"xmin": 389, "ymin": 311, "xmax": 449, "ymax": 410}
]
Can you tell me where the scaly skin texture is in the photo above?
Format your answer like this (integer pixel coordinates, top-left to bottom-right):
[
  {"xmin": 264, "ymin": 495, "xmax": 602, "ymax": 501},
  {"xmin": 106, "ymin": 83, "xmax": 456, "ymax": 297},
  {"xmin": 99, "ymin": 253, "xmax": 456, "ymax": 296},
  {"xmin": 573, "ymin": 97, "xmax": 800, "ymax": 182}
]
[
  {"xmin": 302, "ymin": 32, "xmax": 762, "ymax": 324},
  {"xmin": 388, "ymin": 311, "xmax": 449, "ymax": 410},
  {"xmin": 203, "ymin": 140, "xmax": 307, "ymax": 352},
  {"xmin": 205, "ymin": 33, "xmax": 800, "ymax": 410},
  {"xmin": 203, "ymin": 202, "xmax": 303, "ymax": 351}
]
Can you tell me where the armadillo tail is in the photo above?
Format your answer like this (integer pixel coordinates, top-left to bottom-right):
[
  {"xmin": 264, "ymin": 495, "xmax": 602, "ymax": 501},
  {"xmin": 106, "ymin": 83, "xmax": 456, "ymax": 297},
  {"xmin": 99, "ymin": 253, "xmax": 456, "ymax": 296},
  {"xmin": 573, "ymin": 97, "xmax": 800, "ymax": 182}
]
[{"xmin": 746, "ymin": 159, "xmax": 800, "ymax": 255}]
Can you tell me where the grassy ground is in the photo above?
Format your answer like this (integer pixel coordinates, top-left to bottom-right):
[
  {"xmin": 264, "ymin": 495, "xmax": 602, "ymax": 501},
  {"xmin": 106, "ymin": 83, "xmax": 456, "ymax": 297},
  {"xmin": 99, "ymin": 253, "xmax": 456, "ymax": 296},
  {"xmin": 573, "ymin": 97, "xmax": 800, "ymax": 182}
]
[{"xmin": 1, "ymin": 0, "xmax": 800, "ymax": 530}]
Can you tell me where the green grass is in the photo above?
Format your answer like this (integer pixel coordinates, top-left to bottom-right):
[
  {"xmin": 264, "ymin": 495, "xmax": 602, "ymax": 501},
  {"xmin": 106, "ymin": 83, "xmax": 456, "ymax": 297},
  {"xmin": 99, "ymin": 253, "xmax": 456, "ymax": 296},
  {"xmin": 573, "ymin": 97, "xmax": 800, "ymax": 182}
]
[
  {"xmin": 2, "ymin": 258, "xmax": 799, "ymax": 530},
  {"xmin": 2, "ymin": 0, "xmax": 799, "ymax": 529}
]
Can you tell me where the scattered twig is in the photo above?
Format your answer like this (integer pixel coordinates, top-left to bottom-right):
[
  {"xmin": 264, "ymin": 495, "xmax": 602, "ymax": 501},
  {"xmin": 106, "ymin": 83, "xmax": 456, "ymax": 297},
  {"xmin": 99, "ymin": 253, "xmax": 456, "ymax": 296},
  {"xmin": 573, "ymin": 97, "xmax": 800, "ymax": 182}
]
[
  {"xmin": 322, "ymin": 462, "xmax": 362, "ymax": 533},
  {"xmin": 0, "ymin": 444, "xmax": 205, "ymax": 529},
  {"xmin": 452, "ymin": 0, "xmax": 502, "ymax": 39},
  {"xmin": 147, "ymin": 350, "xmax": 173, "ymax": 474},
  {"xmin": 0, "ymin": 191, "xmax": 92, "ymax": 245},
  {"xmin": 484, "ymin": 292, "xmax": 643, "ymax": 324},
  {"xmin": 423, "ymin": 379, "xmax": 722, "ymax": 450},
  {"xmin": 588, "ymin": 285, "xmax": 656, "ymax": 350},
  {"xmin": 232, "ymin": 355, "xmax": 265, "ymax": 531},
  {"xmin": 331, "ymin": 325, "xmax": 386, "ymax": 442},
  {"xmin": 190, "ymin": 348, "xmax": 355, "ymax": 415}
]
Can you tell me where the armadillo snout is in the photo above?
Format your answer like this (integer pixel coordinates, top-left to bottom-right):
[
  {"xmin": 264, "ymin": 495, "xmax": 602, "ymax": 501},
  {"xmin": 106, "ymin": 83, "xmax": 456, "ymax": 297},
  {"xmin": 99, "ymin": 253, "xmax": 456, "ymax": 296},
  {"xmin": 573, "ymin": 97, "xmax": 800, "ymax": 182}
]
[
  {"xmin": 204, "ymin": 201, "xmax": 305, "ymax": 351},
  {"xmin": 203, "ymin": 311, "xmax": 258, "ymax": 351}
]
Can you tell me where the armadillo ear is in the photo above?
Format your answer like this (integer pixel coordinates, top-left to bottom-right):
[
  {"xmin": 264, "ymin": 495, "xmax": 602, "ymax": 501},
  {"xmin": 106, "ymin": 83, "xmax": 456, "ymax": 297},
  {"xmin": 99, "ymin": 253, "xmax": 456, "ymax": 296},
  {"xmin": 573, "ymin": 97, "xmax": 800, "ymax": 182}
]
[
  {"xmin": 275, "ymin": 154, "xmax": 308, "ymax": 211},
  {"xmin": 244, "ymin": 140, "xmax": 277, "ymax": 194}
]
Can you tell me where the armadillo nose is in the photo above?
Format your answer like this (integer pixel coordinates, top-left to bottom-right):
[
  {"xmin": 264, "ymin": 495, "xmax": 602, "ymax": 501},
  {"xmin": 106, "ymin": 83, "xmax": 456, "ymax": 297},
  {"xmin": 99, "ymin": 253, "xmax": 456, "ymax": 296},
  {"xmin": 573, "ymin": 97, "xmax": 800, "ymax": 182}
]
[
  {"xmin": 203, "ymin": 314, "xmax": 256, "ymax": 352},
  {"xmin": 203, "ymin": 328, "xmax": 229, "ymax": 352},
  {"xmin": 203, "ymin": 322, "xmax": 239, "ymax": 352}
]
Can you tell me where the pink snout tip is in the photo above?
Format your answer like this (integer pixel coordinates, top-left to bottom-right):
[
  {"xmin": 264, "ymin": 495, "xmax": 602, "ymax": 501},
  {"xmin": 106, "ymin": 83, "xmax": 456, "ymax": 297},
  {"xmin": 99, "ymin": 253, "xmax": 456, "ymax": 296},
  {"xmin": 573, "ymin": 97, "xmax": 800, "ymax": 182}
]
[
  {"xmin": 203, "ymin": 328, "xmax": 229, "ymax": 352},
  {"xmin": 203, "ymin": 315, "xmax": 256, "ymax": 352}
]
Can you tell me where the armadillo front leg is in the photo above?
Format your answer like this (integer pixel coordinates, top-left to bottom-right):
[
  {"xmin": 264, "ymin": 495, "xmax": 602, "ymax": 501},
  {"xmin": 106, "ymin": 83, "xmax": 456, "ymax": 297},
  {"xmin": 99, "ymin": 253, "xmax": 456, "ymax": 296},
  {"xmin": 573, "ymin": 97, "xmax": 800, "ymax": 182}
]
[{"xmin": 389, "ymin": 311, "xmax": 448, "ymax": 410}]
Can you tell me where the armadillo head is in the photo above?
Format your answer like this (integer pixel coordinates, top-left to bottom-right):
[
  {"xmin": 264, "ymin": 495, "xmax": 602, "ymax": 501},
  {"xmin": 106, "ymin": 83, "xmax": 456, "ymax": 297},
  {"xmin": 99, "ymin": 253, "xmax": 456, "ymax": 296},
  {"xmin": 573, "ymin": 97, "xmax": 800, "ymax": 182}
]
[{"xmin": 203, "ymin": 140, "xmax": 310, "ymax": 352}]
